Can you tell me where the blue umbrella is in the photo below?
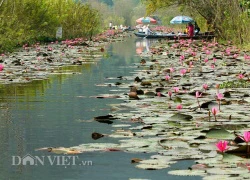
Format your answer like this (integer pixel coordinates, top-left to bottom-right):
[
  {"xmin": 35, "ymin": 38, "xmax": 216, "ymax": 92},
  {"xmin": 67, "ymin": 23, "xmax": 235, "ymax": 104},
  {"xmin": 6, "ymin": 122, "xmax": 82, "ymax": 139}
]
[{"xmin": 170, "ymin": 16, "xmax": 194, "ymax": 24}]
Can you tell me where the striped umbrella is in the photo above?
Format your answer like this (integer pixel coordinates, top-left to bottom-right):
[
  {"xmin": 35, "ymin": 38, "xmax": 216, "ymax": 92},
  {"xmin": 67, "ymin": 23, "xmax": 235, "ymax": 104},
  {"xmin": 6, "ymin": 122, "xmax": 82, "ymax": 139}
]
[{"xmin": 136, "ymin": 17, "xmax": 157, "ymax": 24}]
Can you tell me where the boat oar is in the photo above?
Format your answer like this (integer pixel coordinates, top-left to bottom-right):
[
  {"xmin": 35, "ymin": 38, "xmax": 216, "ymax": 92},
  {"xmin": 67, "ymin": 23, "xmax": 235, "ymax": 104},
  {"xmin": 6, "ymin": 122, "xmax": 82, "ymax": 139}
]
[{"xmin": 92, "ymin": 132, "xmax": 109, "ymax": 140}]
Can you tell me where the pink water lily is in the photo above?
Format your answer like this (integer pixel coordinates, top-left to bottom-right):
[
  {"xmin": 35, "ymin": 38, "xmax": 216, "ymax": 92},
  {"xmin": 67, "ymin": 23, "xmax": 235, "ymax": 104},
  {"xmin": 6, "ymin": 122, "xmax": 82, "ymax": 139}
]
[
  {"xmin": 216, "ymin": 93, "xmax": 223, "ymax": 110},
  {"xmin": 196, "ymin": 91, "xmax": 202, "ymax": 98},
  {"xmin": 196, "ymin": 91, "xmax": 202, "ymax": 110},
  {"xmin": 180, "ymin": 69, "xmax": 187, "ymax": 76},
  {"xmin": 216, "ymin": 140, "xmax": 229, "ymax": 153},
  {"xmin": 204, "ymin": 58, "xmax": 209, "ymax": 63},
  {"xmin": 173, "ymin": 87, "xmax": 179, "ymax": 93},
  {"xmin": 211, "ymin": 107, "xmax": 219, "ymax": 121},
  {"xmin": 202, "ymin": 84, "xmax": 208, "ymax": 91},
  {"xmin": 205, "ymin": 50, "xmax": 211, "ymax": 55},
  {"xmin": 176, "ymin": 104, "xmax": 182, "ymax": 110},
  {"xmin": 168, "ymin": 91, "xmax": 172, "ymax": 99},
  {"xmin": 165, "ymin": 75, "xmax": 171, "ymax": 81},
  {"xmin": 169, "ymin": 67, "xmax": 174, "ymax": 73},
  {"xmin": 0, "ymin": 64, "xmax": 4, "ymax": 71},
  {"xmin": 216, "ymin": 93, "xmax": 224, "ymax": 100},
  {"xmin": 239, "ymin": 131, "xmax": 250, "ymax": 144},
  {"xmin": 238, "ymin": 74, "xmax": 244, "ymax": 79}
]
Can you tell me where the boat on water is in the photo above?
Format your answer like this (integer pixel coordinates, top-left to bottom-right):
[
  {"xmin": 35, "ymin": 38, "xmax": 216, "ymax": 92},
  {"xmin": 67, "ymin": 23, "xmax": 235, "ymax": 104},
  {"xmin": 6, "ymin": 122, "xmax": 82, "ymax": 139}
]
[{"xmin": 134, "ymin": 32, "xmax": 215, "ymax": 40}]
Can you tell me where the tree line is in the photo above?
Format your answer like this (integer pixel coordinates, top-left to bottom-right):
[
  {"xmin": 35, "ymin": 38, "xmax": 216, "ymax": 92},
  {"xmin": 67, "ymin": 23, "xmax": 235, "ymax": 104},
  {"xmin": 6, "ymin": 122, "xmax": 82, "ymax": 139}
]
[
  {"xmin": 0, "ymin": 0, "xmax": 146, "ymax": 53},
  {"xmin": 0, "ymin": 0, "xmax": 101, "ymax": 53},
  {"xmin": 142, "ymin": 0, "xmax": 250, "ymax": 46}
]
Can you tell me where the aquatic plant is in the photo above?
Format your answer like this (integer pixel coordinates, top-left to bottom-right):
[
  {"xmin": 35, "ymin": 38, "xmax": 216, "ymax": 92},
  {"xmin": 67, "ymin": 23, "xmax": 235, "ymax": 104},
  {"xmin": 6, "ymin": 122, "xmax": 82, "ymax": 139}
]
[
  {"xmin": 211, "ymin": 107, "xmax": 219, "ymax": 121},
  {"xmin": 216, "ymin": 93, "xmax": 223, "ymax": 111},
  {"xmin": 176, "ymin": 104, "xmax": 183, "ymax": 110},
  {"xmin": 239, "ymin": 131, "xmax": 250, "ymax": 144},
  {"xmin": 202, "ymin": 84, "xmax": 208, "ymax": 92},
  {"xmin": 216, "ymin": 140, "xmax": 229, "ymax": 153},
  {"xmin": 195, "ymin": 91, "xmax": 202, "ymax": 110},
  {"xmin": 168, "ymin": 91, "xmax": 172, "ymax": 100}
]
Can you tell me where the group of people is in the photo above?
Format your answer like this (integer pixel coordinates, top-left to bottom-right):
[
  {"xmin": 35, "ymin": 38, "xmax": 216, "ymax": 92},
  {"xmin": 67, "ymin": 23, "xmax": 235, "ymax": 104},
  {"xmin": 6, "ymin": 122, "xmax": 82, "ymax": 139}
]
[
  {"xmin": 185, "ymin": 22, "xmax": 200, "ymax": 37},
  {"xmin": 109, "ymin": 22, "xmax": 131, "ymax": 31}
]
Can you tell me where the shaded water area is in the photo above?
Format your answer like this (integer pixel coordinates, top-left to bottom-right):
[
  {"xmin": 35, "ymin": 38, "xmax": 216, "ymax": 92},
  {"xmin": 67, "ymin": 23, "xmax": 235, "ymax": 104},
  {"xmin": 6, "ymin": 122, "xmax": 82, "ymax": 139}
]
[{"xmin": 0, "ymin": 37, "xmax": 201, "ymax": 180}]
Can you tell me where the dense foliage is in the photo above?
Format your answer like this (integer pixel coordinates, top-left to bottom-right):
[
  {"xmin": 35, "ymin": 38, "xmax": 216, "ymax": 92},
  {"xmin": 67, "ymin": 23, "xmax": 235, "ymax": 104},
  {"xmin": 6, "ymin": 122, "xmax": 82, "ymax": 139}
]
[
  {"xmin": 0, "ymin": 0, "xmax": 101, "ymax": 53},
  {"xmin": 142, "ymin": 0, "xmax": 250, "ymax": 46}
]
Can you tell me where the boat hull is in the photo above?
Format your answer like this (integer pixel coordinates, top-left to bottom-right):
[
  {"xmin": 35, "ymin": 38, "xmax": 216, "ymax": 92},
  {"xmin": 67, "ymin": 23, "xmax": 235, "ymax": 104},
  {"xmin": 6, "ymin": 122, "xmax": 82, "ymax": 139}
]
[{"xmin": 134, "ymin": 32, "xmax": 215, "ymax": 40}]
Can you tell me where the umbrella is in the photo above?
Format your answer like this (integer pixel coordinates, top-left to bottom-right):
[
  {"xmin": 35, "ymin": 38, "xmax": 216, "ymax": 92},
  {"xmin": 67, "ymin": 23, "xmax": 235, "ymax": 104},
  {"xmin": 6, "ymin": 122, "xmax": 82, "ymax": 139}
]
[
  {"xmin": 170, "ymin": 15, "xmax": 194, "ymax": 24},
  {"xmin": 136, "ymin": 17, "xmax": 157, "ymax": 24}
]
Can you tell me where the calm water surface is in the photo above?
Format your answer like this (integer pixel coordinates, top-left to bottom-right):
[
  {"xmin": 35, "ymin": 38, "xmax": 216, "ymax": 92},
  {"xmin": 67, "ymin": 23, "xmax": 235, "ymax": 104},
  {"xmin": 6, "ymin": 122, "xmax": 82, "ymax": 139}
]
[{"xmin": 0, "ymin": 37, "xmax": 201, "ymax": 180}]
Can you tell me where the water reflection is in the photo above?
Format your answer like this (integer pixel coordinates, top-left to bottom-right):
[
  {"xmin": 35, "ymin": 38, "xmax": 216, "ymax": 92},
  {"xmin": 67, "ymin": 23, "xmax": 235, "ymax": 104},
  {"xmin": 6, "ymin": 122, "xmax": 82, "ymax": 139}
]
[
  {"xmin": 0, "ymin": 37, "xmax": 201, "ymax": 180},
  {"xmin": 135, "ymin": 38, "xmax": 159, "ymax": 55}
]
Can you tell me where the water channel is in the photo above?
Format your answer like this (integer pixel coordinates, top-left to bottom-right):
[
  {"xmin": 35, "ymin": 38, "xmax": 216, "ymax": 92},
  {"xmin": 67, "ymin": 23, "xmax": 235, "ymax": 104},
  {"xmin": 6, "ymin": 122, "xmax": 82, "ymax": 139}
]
[{"xmin": 0, "ymin": 36, "xmax": 201, "ymax": 180}]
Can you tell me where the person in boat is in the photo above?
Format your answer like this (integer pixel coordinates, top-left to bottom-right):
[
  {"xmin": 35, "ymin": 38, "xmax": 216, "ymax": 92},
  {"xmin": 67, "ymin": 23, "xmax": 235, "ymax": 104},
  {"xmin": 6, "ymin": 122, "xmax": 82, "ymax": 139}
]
[
  {"xmin": 187, "ymin": 22, "xmax": 194, "ymax": 37},
  {"xmin": 184, "ymin": 25, "xmax": 188, "ymax": 34},
  {"xmin": 194, "ymin": 22, "xmax": 200, "ymax": 35},
  {"xmin": 145, "ymin": 24, "xmax": 154, "ymax": 35}
]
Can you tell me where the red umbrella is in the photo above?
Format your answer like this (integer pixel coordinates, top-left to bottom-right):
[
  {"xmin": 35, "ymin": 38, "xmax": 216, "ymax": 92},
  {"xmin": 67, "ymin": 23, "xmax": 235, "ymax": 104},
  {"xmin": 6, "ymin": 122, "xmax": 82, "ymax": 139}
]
[{"xmin": 136, "ymin": 17, "xmax": 157, "ymax": 24}]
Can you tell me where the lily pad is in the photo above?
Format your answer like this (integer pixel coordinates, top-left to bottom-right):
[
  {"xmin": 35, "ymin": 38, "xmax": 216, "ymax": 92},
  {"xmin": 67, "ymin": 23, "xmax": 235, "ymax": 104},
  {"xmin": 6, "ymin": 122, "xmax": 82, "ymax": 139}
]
[
  {"xmin": 204, "ymin": 128, "xmax": 234, "ymax": 140},
  {"xmin": 170, "ymin": 113, "xmax": 193, "ymax": 121},
  {"xmin": 168, "ymin": 169, "xmax": 207, "ymax": 176}
]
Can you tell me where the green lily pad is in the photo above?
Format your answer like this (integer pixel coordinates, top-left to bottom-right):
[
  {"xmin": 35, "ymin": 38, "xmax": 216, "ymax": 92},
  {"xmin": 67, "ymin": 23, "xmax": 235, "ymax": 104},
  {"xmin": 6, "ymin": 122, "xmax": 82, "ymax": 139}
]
[
  {"xmin": 204, "ymin": 128, "xmax": 234, "ymax": 140},
  {"xmin": 170, "ymin": 113, "xmax": 193, "ymax": 121}
]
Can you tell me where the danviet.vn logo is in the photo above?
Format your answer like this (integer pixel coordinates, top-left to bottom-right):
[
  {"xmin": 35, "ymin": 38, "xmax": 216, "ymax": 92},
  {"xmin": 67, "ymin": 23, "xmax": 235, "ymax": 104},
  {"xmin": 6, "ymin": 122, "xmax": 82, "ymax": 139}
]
[{"xmin": 12, "ymin": 154, "xmax": 93, "ymax": 166}]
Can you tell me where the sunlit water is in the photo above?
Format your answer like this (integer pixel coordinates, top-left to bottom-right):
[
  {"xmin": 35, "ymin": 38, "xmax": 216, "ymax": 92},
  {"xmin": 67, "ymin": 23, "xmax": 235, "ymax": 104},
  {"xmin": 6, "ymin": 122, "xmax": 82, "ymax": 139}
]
[{"xmin": 0, "ymin": 37, "xmax": 201, "ymax": 180}]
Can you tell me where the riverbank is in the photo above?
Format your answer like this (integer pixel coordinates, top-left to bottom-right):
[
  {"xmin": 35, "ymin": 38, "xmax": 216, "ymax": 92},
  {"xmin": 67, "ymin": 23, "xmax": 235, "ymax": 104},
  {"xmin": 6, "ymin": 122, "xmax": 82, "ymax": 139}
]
[{"xmin": 0, "ymin": 30, "xmax": 129, "ymax": 85}]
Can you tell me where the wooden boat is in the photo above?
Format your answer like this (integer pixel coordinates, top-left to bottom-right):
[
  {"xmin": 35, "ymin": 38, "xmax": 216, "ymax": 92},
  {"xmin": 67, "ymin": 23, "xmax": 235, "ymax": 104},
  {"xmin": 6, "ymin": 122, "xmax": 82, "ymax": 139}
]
[{"xmin": 134, "ymin": 32, "xmax": 215, "ymax": 40}]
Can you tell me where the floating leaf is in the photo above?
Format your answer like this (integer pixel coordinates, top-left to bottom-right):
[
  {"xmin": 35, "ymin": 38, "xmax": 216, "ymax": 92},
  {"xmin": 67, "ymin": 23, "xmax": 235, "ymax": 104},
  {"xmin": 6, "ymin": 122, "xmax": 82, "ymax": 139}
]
[
  {"xmin": 205, "ymin": 128, "xmax": 234, "ymax": 140},
  {"xmin": 206, "ymin": 167, "xmax": 249, "ymax": 175},
  {"xmin": 170, "ymin": 113, "xmax": 193, "ymax": 121},
  {"xmin": 168, "ymin": 169, "xmax": 207, "ymax": 176}
]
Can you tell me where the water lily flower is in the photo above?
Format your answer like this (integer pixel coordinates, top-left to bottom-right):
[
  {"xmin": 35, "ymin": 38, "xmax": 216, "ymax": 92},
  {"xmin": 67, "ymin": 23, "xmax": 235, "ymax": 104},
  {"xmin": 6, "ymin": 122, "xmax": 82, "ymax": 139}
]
[
  {"xmin": 204, "ymin": 58, "xmax": 209, "ymax": 63},
  {"xmin": 211, "ymin": 107, "xmax": 219, "ymax": 121},
  {"xmin": 239, "ymin": 131, "xmax": 250, "ymax": 144},
  {"xmin": 196, "ymin": 91, "xmax": 202, "ymax": 98},
  {"xmin": 202, "ymin": 84, "xmax": 208, "ymax": 91},
  {"xmin": 216, "ymin": 93, "xmax": 224, "ymax": 100},
  {"xmin": 216, "ymin": 140, "xmax": 229, "ymax": 153},
  {"xmin": 176, "ymin": 104, "xmax": 182, "ymax": 110},
  {"xmin": 180, "ymin": 69, "xmax": 187, "ymax": 76},
  {"xmin": 189, "ymin": 61, "xmax": 194, "ymax": 68},
  {"xmin": 233, "ymin": 54, "xmax": 238, "ymax": 59},
  {"xmin": 173, "ymin": 87, "xmax": 179, "ymax": 93},
  {"xmin": 170, "ymin": 67, "xmax": 174, "ymax": 73},
  {"xmin": 244, "ymin": 54, "xmax": 250, "ymax": 61},
  {"xmin": 196, "ymin": 91, "xmax": 202, "ymax": 110},
  {"xmin": 165, "ymin": 75, "xmax": 171, "ymax": 81},
  {"xmin": 205, "ymin": 50, "xmax": 211, "ymax": 55},
  {"xmin": 216, "ymin": 93, "xmax": 223, "ymax": 111},
  {"xmin": 168, "ymin": 91, "xmax": 172, "ymax": 99},
  {"xmin": 238, "ymin": 74, "xmax": 244, "ymax": 79},
  {"xmin": 0, "ymin": 64, "xmax": 4, "ymax": 71},
  {"xmin": 180, "ymin": 55, "xmax": 185, "ymax": 61}
]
